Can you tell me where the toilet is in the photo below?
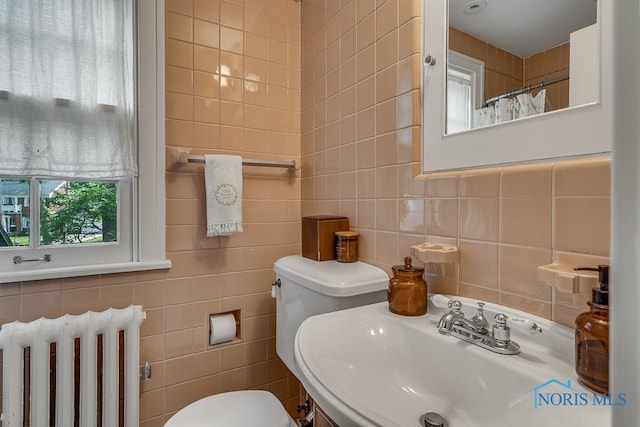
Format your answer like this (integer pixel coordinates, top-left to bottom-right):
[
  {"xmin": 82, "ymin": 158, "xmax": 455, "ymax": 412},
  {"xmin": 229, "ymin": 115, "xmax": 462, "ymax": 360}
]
[{"xmin": 164, "ymin": 255, "xmax": 388, "ymax": 426}]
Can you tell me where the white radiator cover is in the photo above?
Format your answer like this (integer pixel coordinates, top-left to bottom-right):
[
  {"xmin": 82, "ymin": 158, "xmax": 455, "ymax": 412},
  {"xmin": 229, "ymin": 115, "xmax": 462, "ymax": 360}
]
[{"xmin": 0, "ymin": 305, "xmax": 146, "ymax": 427}]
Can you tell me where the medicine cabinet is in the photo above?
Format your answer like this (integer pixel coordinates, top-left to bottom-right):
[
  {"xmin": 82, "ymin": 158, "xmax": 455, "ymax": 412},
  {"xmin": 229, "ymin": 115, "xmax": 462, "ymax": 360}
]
[{"xmin": 422, "ymin": 0, "xmax": 613, "ymax": 172}]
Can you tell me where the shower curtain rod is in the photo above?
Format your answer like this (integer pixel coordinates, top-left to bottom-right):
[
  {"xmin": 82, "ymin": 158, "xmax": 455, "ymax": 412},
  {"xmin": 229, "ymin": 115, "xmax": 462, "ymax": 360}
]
[{"xmin": 481, "ymin": 75, "xmax": 569, "ymax": 107}]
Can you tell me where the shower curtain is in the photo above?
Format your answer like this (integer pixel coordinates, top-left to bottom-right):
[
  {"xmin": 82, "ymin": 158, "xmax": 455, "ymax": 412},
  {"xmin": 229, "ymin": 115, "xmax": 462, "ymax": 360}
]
[{"xmin": 473, "ymin": 89, "xmax": 546, "ymax": 129}]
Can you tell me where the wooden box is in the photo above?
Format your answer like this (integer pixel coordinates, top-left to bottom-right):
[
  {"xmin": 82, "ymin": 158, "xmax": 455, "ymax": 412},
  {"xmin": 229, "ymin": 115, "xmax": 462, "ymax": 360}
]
[{"xmin": 302, "ymin": 215, "xmax": 349, "ymax": 261}]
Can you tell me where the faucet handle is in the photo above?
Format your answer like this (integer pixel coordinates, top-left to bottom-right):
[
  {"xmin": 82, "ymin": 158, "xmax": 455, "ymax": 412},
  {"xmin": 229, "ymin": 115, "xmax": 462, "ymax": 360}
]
[
  {"xmin": 494, "ymin": 313, "xmax": 508, "ymax": 326},
  {"xmin": 471, "ymin": 302, "xmax": 489, "ymax": 329},
  {"xmin": 492, "ymin": 313, "xmax": 511, "ymax": 346},
  {"xmin": 449, "ymin": 299, "xmax": 463, "ymax": 314}
]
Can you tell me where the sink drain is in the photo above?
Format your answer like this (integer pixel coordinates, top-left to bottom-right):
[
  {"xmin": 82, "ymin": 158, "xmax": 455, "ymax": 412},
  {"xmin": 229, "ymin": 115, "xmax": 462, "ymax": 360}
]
[{"xmin": 419, "ymin": 411, "xmax": 447, "ymax": 427}]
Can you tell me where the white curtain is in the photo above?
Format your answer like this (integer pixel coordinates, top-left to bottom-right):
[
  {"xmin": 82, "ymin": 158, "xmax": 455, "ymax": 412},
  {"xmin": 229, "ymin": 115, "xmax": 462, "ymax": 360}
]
[
  {"xmin": 447, "ymin": 73, "xmax": 472, "ymax": 133},
  {"xmin": 0, "ymin": 0, "xmax": 136, "ymax": 179},
  {"xmin": 515, "ymin": 89, "xmax": 546, "ymax": 119},
  {"xmin": 474, "ymin": 89, "xmax": 547, "ymax": 129}
]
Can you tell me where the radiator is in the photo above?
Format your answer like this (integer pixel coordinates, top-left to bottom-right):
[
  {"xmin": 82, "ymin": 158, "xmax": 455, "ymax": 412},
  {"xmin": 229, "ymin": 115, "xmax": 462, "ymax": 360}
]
[{"xmin": 0, "ymin": 305, "xmax": 146, "ymax": 427}]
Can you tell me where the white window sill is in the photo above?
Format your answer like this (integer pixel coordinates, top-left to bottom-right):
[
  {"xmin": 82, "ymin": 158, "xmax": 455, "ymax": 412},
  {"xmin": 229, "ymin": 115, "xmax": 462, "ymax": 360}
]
[{"xmin": 0, "ymin": 260, "xmax": 172, "ymax": 284}]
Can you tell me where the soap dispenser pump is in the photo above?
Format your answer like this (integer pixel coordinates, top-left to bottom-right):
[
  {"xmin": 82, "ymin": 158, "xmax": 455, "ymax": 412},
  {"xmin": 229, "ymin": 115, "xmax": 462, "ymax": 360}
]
[{"xmin": 574, "ymin": 265, "xmax": 609, "ymax": 393}]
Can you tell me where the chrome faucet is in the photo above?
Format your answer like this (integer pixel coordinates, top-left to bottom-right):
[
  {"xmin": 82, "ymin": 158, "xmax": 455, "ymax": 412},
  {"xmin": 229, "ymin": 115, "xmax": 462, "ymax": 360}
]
[
  {"xmin": 436, "ymin": 299, "xmax": 521, "ymax": 355},
  {"xmin": 436, "ymin": 299, "xmax": 464, "ymax": 332}
]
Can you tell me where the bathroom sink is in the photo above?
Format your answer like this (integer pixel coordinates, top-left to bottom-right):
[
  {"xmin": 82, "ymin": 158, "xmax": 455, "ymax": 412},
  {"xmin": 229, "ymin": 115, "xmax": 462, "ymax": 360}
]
[{"xmin": 294, "ymin": 297, "xmax": 612, "ymax": 426}]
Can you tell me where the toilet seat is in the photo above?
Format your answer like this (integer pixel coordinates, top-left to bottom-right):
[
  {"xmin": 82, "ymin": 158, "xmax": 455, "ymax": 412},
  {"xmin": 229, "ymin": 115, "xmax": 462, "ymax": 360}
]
[{"xmin": 163, "ymin": 390, "xmax": 297, "ymax": 427}]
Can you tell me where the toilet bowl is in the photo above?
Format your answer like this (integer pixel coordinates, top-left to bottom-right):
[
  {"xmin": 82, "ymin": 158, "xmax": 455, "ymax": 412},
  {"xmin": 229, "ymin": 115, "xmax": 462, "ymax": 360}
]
[
  {"xmin": 164, "ymin": 390, "xmax": 297, "ymax": 427},
  {"xmin": 164, "ymin": 255, "xmax": 388, "ymax": 426}
]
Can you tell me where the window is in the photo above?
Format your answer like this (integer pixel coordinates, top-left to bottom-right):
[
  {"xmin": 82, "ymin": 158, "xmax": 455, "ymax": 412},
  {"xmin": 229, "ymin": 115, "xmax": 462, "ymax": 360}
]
[
  {"xmin": 4, "ymin": 216, "xmax": 13, "ymax": 233},
  {"xmin": 447, "ymin": 69, "xmax": 473, "ymax": 133},
  {"xmin": 2, "ymin": 178, "xmax": 124, "ymax": 250},
  {"xmin": 0, "ymin": 1, "xmax": 168, "ymax": 282},
  {"xmin": 446, "ymin": 51, "xmax": 484, "ymax": 133}
]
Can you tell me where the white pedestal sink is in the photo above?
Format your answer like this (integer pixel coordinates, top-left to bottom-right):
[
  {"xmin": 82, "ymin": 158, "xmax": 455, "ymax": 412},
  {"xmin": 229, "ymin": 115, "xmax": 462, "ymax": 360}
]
[{"xmin": 294, "ymin": 297, "xmax": 613, "ymax": 427}]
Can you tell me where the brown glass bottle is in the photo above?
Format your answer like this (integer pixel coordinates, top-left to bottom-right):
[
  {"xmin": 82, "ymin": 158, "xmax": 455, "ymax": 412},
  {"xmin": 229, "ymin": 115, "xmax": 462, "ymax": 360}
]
[
  {"xmin": 575, "ymin": 265, "xmax": 609, "ymax": 393},
  {"xmin": 388, "ymin": 257, "xmax": 427, "ymax": 316}
]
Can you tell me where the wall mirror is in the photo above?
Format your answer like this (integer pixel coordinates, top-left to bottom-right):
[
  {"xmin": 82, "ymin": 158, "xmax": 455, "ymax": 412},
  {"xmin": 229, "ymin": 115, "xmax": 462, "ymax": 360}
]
[{"xmin": 422, "ymin": 0, "xmax": 613, "ymax": 173}]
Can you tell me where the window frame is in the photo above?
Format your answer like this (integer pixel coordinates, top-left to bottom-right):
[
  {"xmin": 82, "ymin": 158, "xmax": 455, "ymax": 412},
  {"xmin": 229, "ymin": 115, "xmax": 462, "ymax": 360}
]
[
  {"xmin": 445, "ymin": 51, "xmax": 484, "ymax": 133},
  {"xmin": 446, "ymin": 68, "xmax": 473, "ymax": 133},
  {"xmin": 448, "ymin": 51, "xmax": 484, "ymax": 106},
  {"xmin": 2, "ymin": 177, "xmax": 133, "ymax": 265},
  {"xmin": 0, "ymin": 0, "xmax": 169, "ymax": 283}
]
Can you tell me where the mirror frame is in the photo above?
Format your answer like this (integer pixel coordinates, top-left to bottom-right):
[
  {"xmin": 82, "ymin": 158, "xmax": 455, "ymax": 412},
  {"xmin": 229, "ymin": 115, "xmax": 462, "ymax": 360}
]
[{"xmin": 422, "ymin": 0, "xmax": 612, "ymax": 173}]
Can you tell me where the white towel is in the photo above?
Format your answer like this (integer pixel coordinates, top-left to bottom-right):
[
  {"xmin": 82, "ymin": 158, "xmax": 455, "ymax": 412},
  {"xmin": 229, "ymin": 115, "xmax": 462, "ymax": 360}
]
[{"xmin": 204, "ymin": 154, "xmax": 243, "ymax": 236}]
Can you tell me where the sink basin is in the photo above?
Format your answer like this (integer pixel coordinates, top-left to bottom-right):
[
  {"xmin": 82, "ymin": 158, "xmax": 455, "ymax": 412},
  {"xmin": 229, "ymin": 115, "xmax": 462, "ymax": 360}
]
[{"xmin": 294, "ymin": 297, "xmax": 611, "ymax": 426}]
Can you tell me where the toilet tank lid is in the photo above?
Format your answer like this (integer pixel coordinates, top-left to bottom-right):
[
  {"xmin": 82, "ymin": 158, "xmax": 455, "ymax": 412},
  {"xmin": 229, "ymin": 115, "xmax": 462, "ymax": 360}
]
[{"xmin": 274, "ymin": 255, "xmax": 389, "ymax": 297}]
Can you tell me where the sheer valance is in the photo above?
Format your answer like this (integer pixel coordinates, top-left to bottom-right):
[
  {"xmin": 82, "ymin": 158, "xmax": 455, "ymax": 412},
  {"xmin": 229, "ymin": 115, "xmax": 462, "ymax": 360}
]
[{"xmin": 0, "ymin": 0, "xmax": 136, "ymax": 178}]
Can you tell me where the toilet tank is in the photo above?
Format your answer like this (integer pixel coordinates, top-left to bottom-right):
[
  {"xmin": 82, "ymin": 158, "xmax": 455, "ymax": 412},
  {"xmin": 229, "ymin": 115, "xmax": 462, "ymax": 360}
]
[{"xmin": 273, "ymin": 255, "xmax": 389, "ymax": 377}]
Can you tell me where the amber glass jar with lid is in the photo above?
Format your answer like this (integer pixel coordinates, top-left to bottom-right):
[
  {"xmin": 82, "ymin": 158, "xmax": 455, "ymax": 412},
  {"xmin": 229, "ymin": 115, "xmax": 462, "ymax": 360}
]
[
  {"xmin": 335, "ymin": 231, "xmax": 359, "ymax": 263},
  {"xmin": 388, "ymin": 257, "xmax": 427, "ymax": 316}
]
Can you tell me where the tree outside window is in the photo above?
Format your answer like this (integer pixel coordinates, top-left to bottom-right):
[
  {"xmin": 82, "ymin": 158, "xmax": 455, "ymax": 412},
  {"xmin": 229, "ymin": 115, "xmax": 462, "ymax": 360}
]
[{"xmin": 40, "ymin": 182, "xmax": 118, "ymax": 245}]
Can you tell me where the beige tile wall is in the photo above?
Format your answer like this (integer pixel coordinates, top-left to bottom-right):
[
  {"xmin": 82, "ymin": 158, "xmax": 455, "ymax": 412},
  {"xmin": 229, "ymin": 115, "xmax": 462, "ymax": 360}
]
[
  {"xmin": 0, "ymin": 0, "xmax": 303, "ymax": 425},
  {"xmin": 524, "ymin": 43, "xmax": 570, "ymax": 112},
  {"xmin": 300, "ymin": 0, "xmax": 610, "ymax": 326},
  {"xmin": 425, "ymin": 159, "xmax": 610, "ymax": 322},
  {"xmin": 159, "ymin": 0, "xmax": 305, "ymax": 421}
]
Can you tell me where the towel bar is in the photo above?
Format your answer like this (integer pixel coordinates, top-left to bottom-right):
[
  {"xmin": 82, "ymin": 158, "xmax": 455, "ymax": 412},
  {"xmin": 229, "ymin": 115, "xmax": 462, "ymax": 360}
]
[{"xmin": 185, "ymin": 155, "xmax": 296, "ymax": 169}]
